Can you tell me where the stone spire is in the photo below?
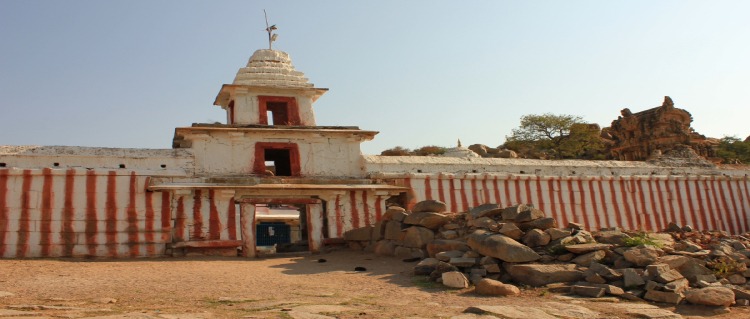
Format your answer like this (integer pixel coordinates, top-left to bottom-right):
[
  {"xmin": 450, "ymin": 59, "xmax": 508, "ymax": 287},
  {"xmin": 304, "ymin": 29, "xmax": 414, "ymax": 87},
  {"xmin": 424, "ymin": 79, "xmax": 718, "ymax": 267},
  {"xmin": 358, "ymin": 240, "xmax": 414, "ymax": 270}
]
[{"xmin": 232, "ymin": 49, "xmax": 314, "ymax": 88}]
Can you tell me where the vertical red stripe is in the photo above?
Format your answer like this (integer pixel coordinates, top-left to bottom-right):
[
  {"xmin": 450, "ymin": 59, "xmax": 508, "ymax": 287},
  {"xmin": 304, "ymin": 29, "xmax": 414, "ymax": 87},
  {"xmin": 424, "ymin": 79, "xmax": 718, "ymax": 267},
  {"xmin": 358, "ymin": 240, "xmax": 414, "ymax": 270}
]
[
  {"xmin": 127, "ymin": 172, "xmax": 139, "ymax": 257},
  {"xmin": 674, "ymin": 179, "xmax": 691, "ymax": 229},
  {"xmin": 596, "ymin": 178, "xmax": 611, "ymax": 229},
  {"xmin": 706, "ymin": 177, "xmax": 726, "ymax": 232},
  {"xmin": 646, "ymin": 177, "xmax": 663, "ymax": 231},
  {"xmin": 740, "ymin": 178, "xmax": 750, "ymax": 232},
  {"xmin": 556, "ymin": 178, "xmax": 569, "ymax": 227},
  {"xmin": 567, "ymin": 179, "xmax": 579, "ymax": 224},
  {"xmin": 492, "ymin": 176, "xmax": 501, "ymax": 206},
  {"xmin": 656, "ymin": 178, "xmax": 674, "ymax": 231},
  {"xmin": 576, "ymin": 179, "xmax": 591, "ymax": 229},
  {"xmin": 0, "ymin": 170, "xmax": 9, "ymax": 257},
  {"xmin": 40, "ymin": 168, "xmax": 54, "ymax": 256},
  {"xmin": 403, "ymin": 178, "xmax": 417, "ymax": 210},
  {"xmin": 503, "ymin": 176, "xmax": 521, "ymax": 206},
  {"xmin": 449, "ymin": 177, "xmax": 458, "ymax": 213},
  {"xmin": 482, "ymin": 175, "xmax": 491, "ymax": 204},
  {"xmin": 374, "ymin": 195, "xmax": 383, "ymax": 221},
  {"xmin": 349, "ymin": 191, "xmax": 360, "ymax": 229},
  {"xmin": 362, "ymin": 191, "xmax": 371, "ymax": 226},
  {"xmin": 524, "ymin": 177, "xmax": 533, "ymax": 206},
  {"xmin": 726, "ymin": 180, "xmax": 743, "ymax": 233},
  {"xmin": 514, "ymin": 177, "xmax": 522, "ymax": 204},
  {"xmin": 547, "ymin": 178, "xmax": 558, "ymax": 223},
  {"xmin": 424, "ymin": 176, "xmax": 433, "ymax": 200},
  {"xmin": 587, "ymin": 179, "xmax": 602, "ymax": 230},
  {"xmin": 192, "ymin": 189, "xmax": 203, "ymax": 240},
  {"xmin": 437, "ymin": 176, "xmax": 446, "ymax": 203},
  {"xmin": 208, "ymin": 190, "xmax": 221, "ymax": 240},
  {"xmin": 683, "ymin": 178, "xmax": 709, "ymax": 229},
  {"xmin": 227, "ymin": 198, "xmax": 237, "ymax": 240},
  {"xmin": 105, "ymin": 171, "xmax": 118, "ymax": 257},
  {"xmin": 617, "ymin": 179, "xmax": 635, "ymax": 230},
  {"xmin": 144, "ymin": 187, "xmax": 156, "ymax": 256},
  {"xmin": 17, "ymin": 170, "xmax": 33, "ymax": 258},
  {"xmin": 174, "ymin": 196, "xmax": 186, "ymax": 241},
  {"xmin": 627, "ymin": 179, "xmax": 643, "ymax": 230},
  {"xmin": 715, "ymin": 178, "xmax": 736, "ymax": 234},
  {"xmin": 62, "ymin": 169, "xmax": 76, "ymax": 256},
  {"xmin": 634, "ymin": 178, "xmax": 652, "ymax": 231},
  {"xmin": 471, "ymin": 178, "xmax": 480, "ymax": 207},
  {"xmin": 608, "ymin": 179, "xmax": 624, "ymax": 230},
  {"xmin": 85, "ymin": 171, "xmax": 98, "ymax": 256},
  {"xmin": 536, "ymin": 176, "xmax": 545, "ymax": 212},
  {"xmin": 335, "ymin": 194, "xmax": 343, "ymax": 237},
  {"xmin": 664, "ymin": 178, "xmax": 678, "ymax": 227},
  {"xmin": 691, "ymin": 178, "xmax": 710, "ymax": 229},
  {"xmin": 460, "ymin": 179, "xmax": 470, "ymax": 212},
  {"xmin": 160, "ymin": 191, "xmax": 171, "ymax": 230}
]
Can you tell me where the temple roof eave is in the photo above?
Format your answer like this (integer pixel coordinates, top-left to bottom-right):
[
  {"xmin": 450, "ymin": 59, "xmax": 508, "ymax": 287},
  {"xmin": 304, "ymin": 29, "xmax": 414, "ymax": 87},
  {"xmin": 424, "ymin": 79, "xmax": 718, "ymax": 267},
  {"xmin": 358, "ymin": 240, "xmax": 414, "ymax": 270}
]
[{"xmin": 213, "ymin": 84, "xmax": 329, "ymax": 107}]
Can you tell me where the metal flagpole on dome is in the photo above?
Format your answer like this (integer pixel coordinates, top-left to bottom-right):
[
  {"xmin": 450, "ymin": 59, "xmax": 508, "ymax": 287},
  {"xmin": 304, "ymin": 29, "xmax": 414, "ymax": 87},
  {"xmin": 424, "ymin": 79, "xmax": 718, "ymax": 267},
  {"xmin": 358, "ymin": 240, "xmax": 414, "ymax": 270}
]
[{"xmin": 264, "ymin": 10, "xmax": 278, "ymax": 50}]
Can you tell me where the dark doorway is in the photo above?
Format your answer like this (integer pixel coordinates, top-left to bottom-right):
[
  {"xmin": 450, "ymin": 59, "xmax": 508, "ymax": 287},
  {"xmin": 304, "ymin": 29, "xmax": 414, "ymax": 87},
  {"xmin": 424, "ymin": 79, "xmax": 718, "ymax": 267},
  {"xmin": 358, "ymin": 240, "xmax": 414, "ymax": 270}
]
[{"xmin": 264, "ymin": 148, "xmax": 292, "ymax": 176}]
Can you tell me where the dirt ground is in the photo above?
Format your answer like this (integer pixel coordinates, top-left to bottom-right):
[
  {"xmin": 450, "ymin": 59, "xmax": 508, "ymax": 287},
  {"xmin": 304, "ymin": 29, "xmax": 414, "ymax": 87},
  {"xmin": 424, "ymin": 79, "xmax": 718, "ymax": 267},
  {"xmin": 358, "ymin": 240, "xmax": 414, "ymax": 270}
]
[{"xmin": 1, "ymin": 250, "xmax": 749, "ymax": 319}]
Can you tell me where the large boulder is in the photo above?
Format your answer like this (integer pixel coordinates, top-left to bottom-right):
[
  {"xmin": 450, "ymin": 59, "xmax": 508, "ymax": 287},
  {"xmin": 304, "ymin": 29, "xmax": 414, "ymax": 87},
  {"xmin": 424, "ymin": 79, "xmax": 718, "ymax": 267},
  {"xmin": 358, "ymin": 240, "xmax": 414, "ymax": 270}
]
[
  {"xmin": 501, "ymin": 204, "xmax": 532, "ymax": 221},
  {"xmin": 382, "ymin": 206, "xmax": 407, "ymax": 221},
  {"xmin": 383, "ymin": 221, "xmax": 403, "ymax": 240},
  {"xmin": 402, "ymin": 226, "xmax": 434, "ymax": 249},
  {"xmin": 516, "ymin": 208, "xmax": 545, "ymax": 222},
  {"xmin": 402, "ymin": 212, "xmax": 450, "ymax": 230},
  {"xmin": 373, "ymin": 240, "xmax": 397, "ymax": 256},
  {"xmin": 522, "ymin": 229, "xmax": 551, "ymax": 247},
  {"xmin": 343, "ymin": 226, "xmax": 373, "ymax": 241},
  {"xmin": 519, "ymin": 217, "xmax": 558, "ymax": 231},
  {"xmin": 412, "ymin": 200, "xmax": 447, "ymax": 213},
  {"xmin": 506, "ymin": 264, "xmax": 584, "ymax": 287},
  {"xmin": 658, "ymin": 255, "xmax": 713, "ymax": 283},
  {"xmin": 474, "ymin": 278, "xmax": 520, "ymax": 296},
  {"xmin": 467, "ymin": 230, "xmax": 540, "ymax": 263},
  {"xmin": 685, "ymin": 287, "xmax": 735, "ymax": 307},
  {"xmin": 469, "ymin": 203, "xmax": 503, "ymax": 220},
  {"xmin": 623, "ymin": 246, "xmax": 663, "ymax": 266}
]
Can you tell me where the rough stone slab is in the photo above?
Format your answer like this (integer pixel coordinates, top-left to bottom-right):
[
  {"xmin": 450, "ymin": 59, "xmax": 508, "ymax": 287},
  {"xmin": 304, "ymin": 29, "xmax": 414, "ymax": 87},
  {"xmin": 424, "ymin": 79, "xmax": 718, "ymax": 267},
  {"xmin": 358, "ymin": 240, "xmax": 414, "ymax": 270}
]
[
  {"xmin": 449, "ymin": 257, "xmax": 478, "ymax": 268},
  {"xmin": 571, "ymin": 285, "xmax": 605, "ymax": 298},
  {"xmin": 292, "ymin": 305, "xmax": 353, "ymax": 314},
  {"xmin": 464, "ymin": 305, "xmax": 557, "ymax": 319},
  {"xmin": 0, "ymin": 291, "xmax": 15, "ymax": 298},
  {"xmin": 467, "ymin": 230, "xmax": 540, "ymax": 263},
  {"xmin": 0, "ymin": 309, "xmax": 42, "ymax": 317},
  {"xmin": 507, "ymin": 263, "xmax": 584, "ymax": 287},
  {"xmin": 565, "ymin": 243, "xmax": 613, "ymax": 254},
  {"xmin": 644, "ymin": 290, "xmax": 684, "ymax": 304},
  {"xmin": 442, "ymin": 271, "xmax": 470, "ymax": 289},
  {"xmin": 609, "ymin": 303, "xmax": 683, "ymax": 319}
]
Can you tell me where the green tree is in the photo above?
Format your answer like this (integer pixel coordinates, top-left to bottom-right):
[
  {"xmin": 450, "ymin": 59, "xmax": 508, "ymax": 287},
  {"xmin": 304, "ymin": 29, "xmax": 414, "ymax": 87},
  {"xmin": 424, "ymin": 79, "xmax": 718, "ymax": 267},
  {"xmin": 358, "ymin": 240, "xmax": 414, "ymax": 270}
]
[
  {"xmin": 716, "ymin": 136, "xmax": 750, "ymax": 164},
  {"xmin": 380, "ymin": 146, "xmax": 412, "ymax": 156},
  {"xmin": 503, "ymin": 113, "xmax": 605, "ymax": 159},
  {"xmin": 413, "ymin": 145, "xmax": 446, "ymax": 156}
]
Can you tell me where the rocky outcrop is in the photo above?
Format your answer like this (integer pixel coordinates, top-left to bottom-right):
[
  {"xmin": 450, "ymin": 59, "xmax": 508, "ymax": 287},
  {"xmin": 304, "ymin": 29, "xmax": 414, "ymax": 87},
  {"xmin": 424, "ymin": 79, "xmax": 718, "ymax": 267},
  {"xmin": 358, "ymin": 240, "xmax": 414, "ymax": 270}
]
[{"xmin": 603, "ymin": 96, "xmax": 718, "ymax": 163}]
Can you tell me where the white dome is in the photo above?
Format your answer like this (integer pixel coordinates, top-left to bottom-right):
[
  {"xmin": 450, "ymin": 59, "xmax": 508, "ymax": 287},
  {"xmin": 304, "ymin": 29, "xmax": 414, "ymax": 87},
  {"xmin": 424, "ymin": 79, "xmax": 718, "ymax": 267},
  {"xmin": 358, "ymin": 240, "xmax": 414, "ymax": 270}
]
[{"xmin": 232, "ymin": 49, "xmax": 314, "ymax": 88}]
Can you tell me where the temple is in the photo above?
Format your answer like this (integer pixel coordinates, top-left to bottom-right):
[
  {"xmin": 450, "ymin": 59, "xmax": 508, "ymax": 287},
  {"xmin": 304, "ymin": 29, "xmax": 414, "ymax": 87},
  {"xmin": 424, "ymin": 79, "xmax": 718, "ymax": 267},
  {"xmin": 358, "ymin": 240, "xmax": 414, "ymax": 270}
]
[{"xmin": 0, "ymin": 47, "xmax": 749, "ymax": 259}]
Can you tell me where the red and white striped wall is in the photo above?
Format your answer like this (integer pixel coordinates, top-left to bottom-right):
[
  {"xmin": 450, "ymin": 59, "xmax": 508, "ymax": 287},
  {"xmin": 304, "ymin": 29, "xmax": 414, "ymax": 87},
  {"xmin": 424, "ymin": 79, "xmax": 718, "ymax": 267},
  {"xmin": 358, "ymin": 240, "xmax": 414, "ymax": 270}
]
[
  {"xmin": 0, "ymin": 168, "xmax": 171, "ymax": 258},
  {"xmin": 325, "ymin": 190, "xmax": 387, "ymax": 239},
  {"xmin": 394, "ymin": 174, "xmax": 750, "ymax": 235},
  {"xmin": 170, "ymin": 190, "xmax": 239, "ymax": 244}
]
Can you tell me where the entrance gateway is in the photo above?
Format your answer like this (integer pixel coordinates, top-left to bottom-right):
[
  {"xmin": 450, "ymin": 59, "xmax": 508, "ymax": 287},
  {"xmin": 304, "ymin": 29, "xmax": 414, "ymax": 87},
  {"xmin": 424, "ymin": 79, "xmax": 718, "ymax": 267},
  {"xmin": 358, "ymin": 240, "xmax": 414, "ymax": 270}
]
[{"xmin": 149, "ymin": 48, "xmax": 405, "ymax": 257}]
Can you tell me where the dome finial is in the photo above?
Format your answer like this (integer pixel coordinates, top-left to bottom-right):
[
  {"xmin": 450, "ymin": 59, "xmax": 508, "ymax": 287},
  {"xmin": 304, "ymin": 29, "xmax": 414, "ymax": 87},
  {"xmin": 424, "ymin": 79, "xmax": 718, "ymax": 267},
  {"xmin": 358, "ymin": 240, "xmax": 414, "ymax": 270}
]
[{"xmin": 264, "ymin": 9, "xmax": 278, "ymax": 50}]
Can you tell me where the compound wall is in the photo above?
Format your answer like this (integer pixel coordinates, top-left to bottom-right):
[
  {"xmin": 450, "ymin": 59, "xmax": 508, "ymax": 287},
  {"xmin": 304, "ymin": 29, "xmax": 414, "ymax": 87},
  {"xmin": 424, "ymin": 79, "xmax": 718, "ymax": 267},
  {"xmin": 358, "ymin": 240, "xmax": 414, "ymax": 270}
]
[{"xmin": 391, "ymin": 173, "xmax": 750, "ymax": 234}]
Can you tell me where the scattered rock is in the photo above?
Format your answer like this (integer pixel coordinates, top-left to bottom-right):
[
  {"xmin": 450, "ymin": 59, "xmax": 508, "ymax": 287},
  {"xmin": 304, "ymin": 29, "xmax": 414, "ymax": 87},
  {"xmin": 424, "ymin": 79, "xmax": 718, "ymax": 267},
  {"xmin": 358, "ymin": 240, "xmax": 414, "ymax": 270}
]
[
  {"xmin": 442, "ymin": 271, "xmax": 470, "ymax": 289},
  {"xmin": 467, "ymin": 230, "xmax": 540, "ymax": 262},
  {"xmin": 685, "ymin": 287, "xmax": 735, "ymax": 307},
  {"xmin": 474, "ymin": 278, "xmax": 520, "ymax": 296}
]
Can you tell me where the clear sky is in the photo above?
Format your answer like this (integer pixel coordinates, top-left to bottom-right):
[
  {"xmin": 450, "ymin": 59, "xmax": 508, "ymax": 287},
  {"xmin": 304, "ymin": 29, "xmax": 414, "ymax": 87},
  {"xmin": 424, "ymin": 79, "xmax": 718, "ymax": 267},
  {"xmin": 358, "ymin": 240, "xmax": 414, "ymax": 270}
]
[{"xmin": 1, "ymin": 1, "xmax": 749, "ymax": 155}]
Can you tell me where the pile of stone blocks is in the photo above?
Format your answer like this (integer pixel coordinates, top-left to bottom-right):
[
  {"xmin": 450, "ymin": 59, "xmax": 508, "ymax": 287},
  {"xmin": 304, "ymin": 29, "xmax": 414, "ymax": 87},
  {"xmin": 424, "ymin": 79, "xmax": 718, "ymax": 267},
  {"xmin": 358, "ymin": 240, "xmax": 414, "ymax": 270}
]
[{"xmin": 344, "ymin": 199, "xmax": 750, "ymax": 310}]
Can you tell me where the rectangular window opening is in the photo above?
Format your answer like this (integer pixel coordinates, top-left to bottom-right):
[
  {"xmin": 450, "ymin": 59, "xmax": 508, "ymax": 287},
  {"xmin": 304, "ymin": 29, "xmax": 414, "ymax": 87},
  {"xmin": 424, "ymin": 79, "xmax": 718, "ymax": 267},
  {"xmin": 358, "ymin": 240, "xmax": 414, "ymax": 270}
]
[
  {"xmin": 266, "ymin": 101, "xmax": 289, "ymax": 125},
  {"xmin": 264, "ymin": 149, "xmax": 292, "ymax": 176}
]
